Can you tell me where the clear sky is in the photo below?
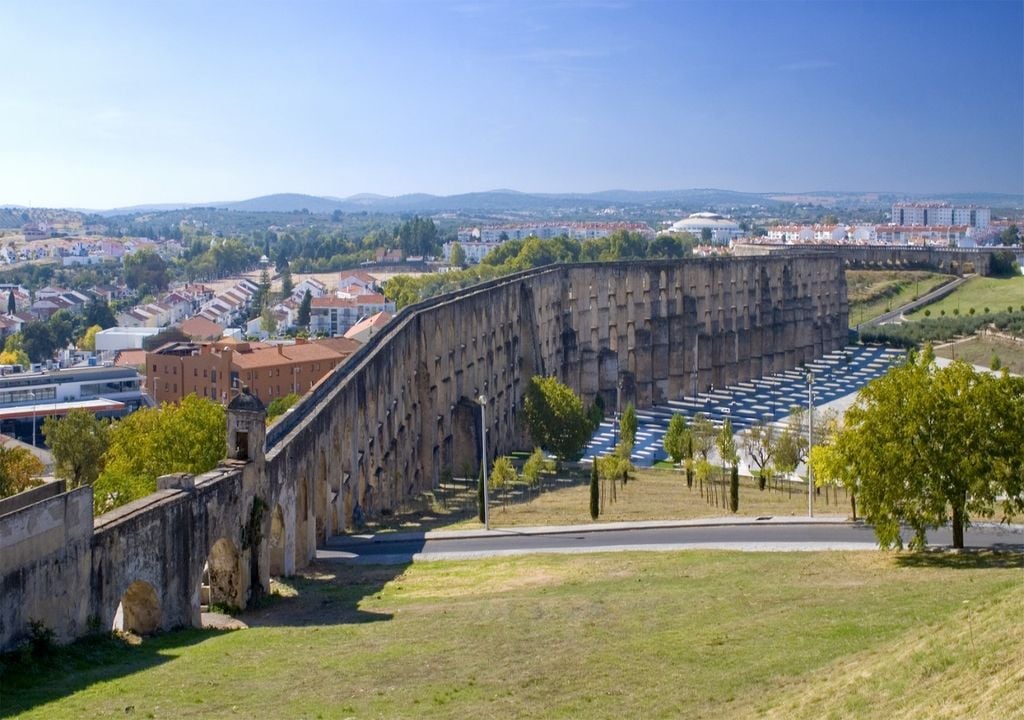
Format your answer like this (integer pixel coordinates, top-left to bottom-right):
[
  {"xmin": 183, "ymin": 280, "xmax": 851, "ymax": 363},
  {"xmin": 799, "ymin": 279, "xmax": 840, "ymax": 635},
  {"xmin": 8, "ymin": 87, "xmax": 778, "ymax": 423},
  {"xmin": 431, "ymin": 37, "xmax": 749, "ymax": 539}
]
[{"xmin": 1, "ymin": 0, "xmax": 1021, "ymax": 208}]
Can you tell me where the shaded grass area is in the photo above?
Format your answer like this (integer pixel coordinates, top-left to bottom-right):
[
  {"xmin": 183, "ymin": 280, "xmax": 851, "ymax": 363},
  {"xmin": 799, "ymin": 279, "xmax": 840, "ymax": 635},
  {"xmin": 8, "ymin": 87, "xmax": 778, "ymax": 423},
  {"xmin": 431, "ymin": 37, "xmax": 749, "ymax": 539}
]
[
  {"xmin": 846, "ymin": 270, "xmax": 952, "ymax": 325},
  {"xmin": 3, "ymin": 551, "xmax": 1022, "ymax": 719},
  {"xmin": 909, "ymin": 275, "xmax": 1024, "ymax": 318},
  {"xmin": 934, "ymin": 335, "xmax": 1024, "ymax": 374}
]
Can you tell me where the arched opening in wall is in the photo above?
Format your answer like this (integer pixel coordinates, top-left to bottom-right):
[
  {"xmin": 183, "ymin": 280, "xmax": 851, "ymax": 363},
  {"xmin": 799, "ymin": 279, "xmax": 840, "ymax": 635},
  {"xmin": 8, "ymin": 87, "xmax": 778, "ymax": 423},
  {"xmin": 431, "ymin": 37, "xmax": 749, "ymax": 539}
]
[
  {"xmin": 269, "ymin": 503, "xmax": 286, "ymax": 576},
  {"xmin": 451, "ymin": 397, "xmax": 481, "ymax": 479},
  {"xmin": 295, "ymin": 475, "xmax": 310, "ymax": 565},
  {"xmin": 202, "ymin": 538, "xmax": 242, "ymax": 611},
  {"xmin": 113, "ymin": 580, "xmax": 162, "ymax": 635}
]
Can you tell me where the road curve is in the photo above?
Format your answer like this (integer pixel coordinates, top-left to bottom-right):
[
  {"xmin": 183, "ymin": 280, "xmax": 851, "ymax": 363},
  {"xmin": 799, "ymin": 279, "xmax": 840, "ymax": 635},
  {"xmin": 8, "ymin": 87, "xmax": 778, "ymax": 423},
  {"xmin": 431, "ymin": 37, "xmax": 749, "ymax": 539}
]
[{"xmin": 319, "ymin": 518, "xmax": 1024, "ymax": 565}]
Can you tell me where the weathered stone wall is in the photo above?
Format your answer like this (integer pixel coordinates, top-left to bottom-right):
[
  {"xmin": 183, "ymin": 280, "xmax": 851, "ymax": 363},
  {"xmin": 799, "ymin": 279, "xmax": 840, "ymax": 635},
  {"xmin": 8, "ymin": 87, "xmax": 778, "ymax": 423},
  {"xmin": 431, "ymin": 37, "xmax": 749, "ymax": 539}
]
[
  {"xmin": 0, "ymin": 255, "xmax": 847, "ymax": 651},
  {"xmin": 734, "ymin": 243, "xmax": 995, "ymax": 276},
  {"xmin": 267, "ymin": 255, "xmax": 847, "ymax": 557},
  {"xmin": 1, "ymin": 487, "xmax": 93, "ymax": 646}
]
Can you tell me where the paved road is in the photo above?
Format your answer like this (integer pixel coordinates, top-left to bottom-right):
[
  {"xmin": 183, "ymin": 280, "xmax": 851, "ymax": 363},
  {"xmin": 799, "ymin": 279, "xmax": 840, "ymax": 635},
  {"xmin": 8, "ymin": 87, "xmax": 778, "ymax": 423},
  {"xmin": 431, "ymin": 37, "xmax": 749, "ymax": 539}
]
[
  {"xmin": 319, "ymin": 519, "xmax": 1024, "ymax": 564},
  {"xmin": 863, "ymin": 274, "xmax": 968, "ymax": 327}
]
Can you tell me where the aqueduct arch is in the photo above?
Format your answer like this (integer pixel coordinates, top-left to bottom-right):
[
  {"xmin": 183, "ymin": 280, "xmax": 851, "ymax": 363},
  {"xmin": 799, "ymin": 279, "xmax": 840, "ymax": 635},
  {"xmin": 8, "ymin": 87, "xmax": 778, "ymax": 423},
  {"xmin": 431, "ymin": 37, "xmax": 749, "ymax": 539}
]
[{"xmin": 113, "ymin": 580, "xmax": 161, "ymax": 635}]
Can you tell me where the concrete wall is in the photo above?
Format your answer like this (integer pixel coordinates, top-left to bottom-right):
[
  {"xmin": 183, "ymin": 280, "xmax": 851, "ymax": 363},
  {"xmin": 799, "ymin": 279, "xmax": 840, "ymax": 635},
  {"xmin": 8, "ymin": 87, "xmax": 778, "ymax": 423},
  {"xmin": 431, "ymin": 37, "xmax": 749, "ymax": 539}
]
[{"xmin": 0, "ymin": 255, "xmax": 847, "ymax": 651}]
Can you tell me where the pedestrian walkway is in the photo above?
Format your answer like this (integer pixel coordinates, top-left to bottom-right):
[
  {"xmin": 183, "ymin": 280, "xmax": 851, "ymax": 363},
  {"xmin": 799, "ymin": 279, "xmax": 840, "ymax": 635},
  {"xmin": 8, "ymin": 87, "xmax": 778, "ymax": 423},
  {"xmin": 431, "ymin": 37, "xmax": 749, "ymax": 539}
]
[{"xmin": 582, "ymin": 344, "xmax": 904, "ymax": 467}]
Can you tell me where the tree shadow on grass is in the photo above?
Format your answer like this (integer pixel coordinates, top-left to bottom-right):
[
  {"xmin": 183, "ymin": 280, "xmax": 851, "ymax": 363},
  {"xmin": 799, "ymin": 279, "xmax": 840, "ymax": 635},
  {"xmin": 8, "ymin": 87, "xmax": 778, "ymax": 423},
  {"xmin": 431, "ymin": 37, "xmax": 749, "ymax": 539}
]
[
  {"xmin": 0, "ymin": 628, "xmax": 214, "ymax": 717},
  {"xmin": 894, "ymin": 548, "xmax": 1024, "ymax": 570}
]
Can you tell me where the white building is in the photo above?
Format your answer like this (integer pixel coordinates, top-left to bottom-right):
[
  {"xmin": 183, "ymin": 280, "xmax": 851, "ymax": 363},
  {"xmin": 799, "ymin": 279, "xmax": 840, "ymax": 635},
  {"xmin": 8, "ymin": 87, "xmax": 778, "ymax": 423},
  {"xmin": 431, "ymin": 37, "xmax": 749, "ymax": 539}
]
[
  {"xmin": 892, "ymin": 203, "xmax": 990, "ymax": 228},
  {"xmin": 667, "ymin": 213, "xmax": 743, "ymax": 245}
]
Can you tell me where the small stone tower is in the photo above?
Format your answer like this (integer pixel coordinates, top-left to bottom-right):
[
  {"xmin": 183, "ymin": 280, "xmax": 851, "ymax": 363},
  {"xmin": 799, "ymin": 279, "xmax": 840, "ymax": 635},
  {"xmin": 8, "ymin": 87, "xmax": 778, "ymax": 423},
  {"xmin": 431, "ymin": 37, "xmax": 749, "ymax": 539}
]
[{"xmin": 226, "ymin": 387, "xmax": 267, "ymax": 464}]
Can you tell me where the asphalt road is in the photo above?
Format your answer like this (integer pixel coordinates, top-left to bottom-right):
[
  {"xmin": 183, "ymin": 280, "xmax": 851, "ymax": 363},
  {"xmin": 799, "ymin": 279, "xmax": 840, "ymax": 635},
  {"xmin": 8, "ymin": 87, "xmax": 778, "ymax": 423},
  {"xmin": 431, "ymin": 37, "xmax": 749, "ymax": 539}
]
[{"xmin": 319, "ymin": 519, "xmax": 1024, "ymax": 564}]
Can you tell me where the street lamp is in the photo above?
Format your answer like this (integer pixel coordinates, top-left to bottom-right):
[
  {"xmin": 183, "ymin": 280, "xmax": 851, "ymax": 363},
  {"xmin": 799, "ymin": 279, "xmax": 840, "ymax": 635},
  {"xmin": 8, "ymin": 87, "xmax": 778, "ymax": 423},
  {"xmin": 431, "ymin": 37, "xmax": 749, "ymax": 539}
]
[
  {"xmin": 28, "ymin": 390, "xmax": 36, "ymax": 447},
  {"xmin": 806, "ymin": 371, "xmax": 814, "ymax": 517},
  {"xmin": 478, "ymin": 394, "xmax": 490, "ymax": 531}
]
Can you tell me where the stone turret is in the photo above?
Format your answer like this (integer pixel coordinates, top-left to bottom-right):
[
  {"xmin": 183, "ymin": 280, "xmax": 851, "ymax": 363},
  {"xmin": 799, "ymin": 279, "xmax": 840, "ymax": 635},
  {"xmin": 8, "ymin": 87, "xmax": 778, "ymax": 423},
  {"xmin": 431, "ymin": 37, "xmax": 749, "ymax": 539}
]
[{"xmin": 226, "ymin": 387, "xmax": 266, "ymax": 464}]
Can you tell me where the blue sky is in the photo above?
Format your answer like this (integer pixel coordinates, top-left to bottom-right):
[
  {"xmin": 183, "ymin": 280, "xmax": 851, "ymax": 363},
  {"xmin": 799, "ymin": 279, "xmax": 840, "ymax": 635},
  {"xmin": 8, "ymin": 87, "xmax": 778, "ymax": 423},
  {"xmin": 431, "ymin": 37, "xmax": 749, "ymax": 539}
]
[{"xmin": 1, "ymin": 0, "xmax": 1021, "ymax": 208}]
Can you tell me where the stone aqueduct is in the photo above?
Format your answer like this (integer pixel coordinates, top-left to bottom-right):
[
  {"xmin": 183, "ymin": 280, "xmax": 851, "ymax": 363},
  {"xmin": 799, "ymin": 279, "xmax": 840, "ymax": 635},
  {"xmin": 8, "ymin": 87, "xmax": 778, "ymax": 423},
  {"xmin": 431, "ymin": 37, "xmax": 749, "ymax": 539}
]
[{"xmin": 1, "ymin": 255, "xmax": 848, "ymax": 650}]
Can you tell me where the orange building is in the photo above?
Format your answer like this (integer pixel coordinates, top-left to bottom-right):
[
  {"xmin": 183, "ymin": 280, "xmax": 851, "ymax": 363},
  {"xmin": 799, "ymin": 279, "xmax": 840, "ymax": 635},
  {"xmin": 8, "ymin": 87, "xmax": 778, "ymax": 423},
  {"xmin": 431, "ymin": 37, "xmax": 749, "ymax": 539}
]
[{"xmin": 145, "ymin": 337, "xmax": 359, "ymax": 406}]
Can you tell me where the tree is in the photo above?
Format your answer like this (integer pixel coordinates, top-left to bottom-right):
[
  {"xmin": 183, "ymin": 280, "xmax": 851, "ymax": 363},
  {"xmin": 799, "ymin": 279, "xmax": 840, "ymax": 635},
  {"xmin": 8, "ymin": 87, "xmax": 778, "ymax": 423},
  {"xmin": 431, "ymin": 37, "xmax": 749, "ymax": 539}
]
[
  {"xmin": 42, "ymin": 410, "xmax": 110, "ymax": 489},
  {"xmin": 84, "ymin": 298, "xmax": 116, "ymax": 329},
  {"xmin": 266, "ymin": 392, "xmax": 300, "ymax": 423},
  {"xmin": 279, "ymin": 262, "xmax": 294, "ymax": 298},
  {"xmin": 523, "ymin": 376, "xmax": 593, "ymax": 461},
  {"xmin": 811, "ymin": 353, "xmax": 1024, "ymax": 549},
  {"xmin": 490, "ymin": 456, "xmax": 517, "ymax": 507},
  {"xmin": 663, "ymin": 413, "xmax": 690, "ymax": 465},
  {"xmin": 123, "ymin": 249, "xmax": 169, "ymax": 295},
  {"xmin": 260, "ymin": 304, "xmax": 278, "ymax": 335},
  {"xmin": 522, "ymin": 447, "xmax": 552, "ymax": 490},
  {"xmin": 297, "ymin": 289, "xmax": 312, "ymax": 329},
  {"xmin": 742, "ymin": 420, "xmax": 776, "ymax": 491},
  {"xmin": 589, "ymin": 461, "xmax": 599, "ymax": 520},
  {"xmin": 0, "ymin": 444, "xmax": 44, "ymax": 498},
  {"xmin": 620, "ymin": 403, "xmax": 637, "ymax": 452},
  {"xmin": 78, "ymin": 324, "xmax": 103, "ymax": 352},
  {"xmin": 142, "ymin": 326, "xmax": 190, "ymax": 351},
  {"xmin": 774, "ymin": 408, "xmax": 808, "ymax": 485},
  {"xmin": 700, "ymin": 227, "xmax": 713, "ymax": 244},
  {"xmin": 94, "ymin": 395, "xmax": 226, "ymax": 513},
  {"xmin": 716, "ymin": 418, "xmax": 739, "ymax": 511},
  {"xmin": 19, "ymin": 322, "xmax": 56, "ymax": 363},
  {"xmin": 6, "ymin": 290, "xmax": 14, "ymax": 315},
  {"xmin": 449, "ymin": 242, "xmax": 467, "ymax": 268}
]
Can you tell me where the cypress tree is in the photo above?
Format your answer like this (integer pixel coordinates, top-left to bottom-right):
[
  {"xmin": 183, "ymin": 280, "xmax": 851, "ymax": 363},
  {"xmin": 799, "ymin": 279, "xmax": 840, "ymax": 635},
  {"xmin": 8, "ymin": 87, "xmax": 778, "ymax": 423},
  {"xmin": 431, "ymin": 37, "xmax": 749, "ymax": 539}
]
[
  {"xmin": 589, "ymin": 461, "xmax": 600, "ymax": 520},
  {"xmin": 6, "ymin": 290, "xmax": 14, "ymax": 315},
  {"xmin": 730, "ymin": 465, "xmax": 739, "ymax": 513}
]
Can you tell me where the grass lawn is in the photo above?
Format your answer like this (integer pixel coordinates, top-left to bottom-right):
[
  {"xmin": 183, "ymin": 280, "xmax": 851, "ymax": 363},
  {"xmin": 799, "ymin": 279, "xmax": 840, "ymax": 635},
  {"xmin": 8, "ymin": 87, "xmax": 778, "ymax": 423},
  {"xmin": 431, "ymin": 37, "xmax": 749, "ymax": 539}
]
[
  {"xmin": 3, "ymin": 551, "xmax": 1022, "ymax": 719},
  {"xmin": 934, "ymin": 335, "xmax": 1024, "ymax": 374},
  {"xmin": 846, "ymin": 270, "xmax": 952, "ymax": 325},
  {"xmin": 362, "ymin": 467, "xmax": 845, "ymax": 535},
  {"xmin": 908, "ymin": 275, "xmax": 1024, "ymax": 318}
]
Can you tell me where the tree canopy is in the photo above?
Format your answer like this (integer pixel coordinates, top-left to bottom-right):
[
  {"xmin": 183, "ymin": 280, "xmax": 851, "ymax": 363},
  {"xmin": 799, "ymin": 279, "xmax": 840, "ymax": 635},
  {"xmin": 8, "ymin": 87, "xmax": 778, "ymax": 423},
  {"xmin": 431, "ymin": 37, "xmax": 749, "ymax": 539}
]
[
  {"xmin": 94, "ymin": 395, "xmax": 226, "ymax": 513},
  {"xmin": 811, "ymin": 350, "xmax": 1024, "ymax": 549},
  {"xmin": 42, "ymin": 410, "xmax": 110, "ymax": 489},
  {"xmin": 0, "ymin": 444, "xmax": 44, "ymax": 499},
  {"xmin": 523, "ymin": 376, "xmax": 593, "ymax": 461},
  {"xmin": 663, "ymin": 413, "xmax": 689, "ymax": 464}
]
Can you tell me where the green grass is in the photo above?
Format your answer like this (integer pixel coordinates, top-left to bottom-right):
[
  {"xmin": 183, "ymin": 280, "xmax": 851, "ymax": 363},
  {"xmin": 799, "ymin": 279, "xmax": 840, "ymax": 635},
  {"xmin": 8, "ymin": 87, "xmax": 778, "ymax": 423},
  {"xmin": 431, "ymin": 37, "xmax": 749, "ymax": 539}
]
[
  {"xmin": 909, "ymin": 275, "xmax": 1024, "ymax": 318},
  {"xmin": 3, "ymin": 551, "xmax": 1022, "ymax": 719},
  {"xmin": 934, "ymin": 335, "xmax": 1024, "ymax": 374},
  {"xmin": 846, "ymin": 270, "xmax": 952, "ymax": 325}
]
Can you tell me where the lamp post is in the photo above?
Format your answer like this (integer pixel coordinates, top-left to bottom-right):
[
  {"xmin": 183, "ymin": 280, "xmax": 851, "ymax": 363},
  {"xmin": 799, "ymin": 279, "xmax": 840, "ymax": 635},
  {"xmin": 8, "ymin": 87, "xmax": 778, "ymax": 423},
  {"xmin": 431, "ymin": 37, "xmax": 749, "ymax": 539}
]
[
  {"xmin": 806, "ymin": 371, "xmax": 814, "ymax": 518},
  {"xmin": 478, "ymin": 394, "xmax": 490, "ymax": 531},
  {"xmin": 29, "ymin": 390, "xmax": 36, "ymax": 447}
]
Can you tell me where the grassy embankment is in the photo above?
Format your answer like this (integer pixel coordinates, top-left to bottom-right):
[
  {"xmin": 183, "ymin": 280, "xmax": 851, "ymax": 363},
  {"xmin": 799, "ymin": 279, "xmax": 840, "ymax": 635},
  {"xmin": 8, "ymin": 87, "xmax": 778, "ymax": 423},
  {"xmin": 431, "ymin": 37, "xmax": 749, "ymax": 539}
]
[
  {"xmin": 933, "ymin": 335, "xmax": 1024, "ymax": 374},
  {"xmin": 845, "ymin": 270, "xmax": 953, "ymax": 326},
  {"xmin": 3, "ymin": 550, "xmax": 1022, "ymax": 719},
  {"xmin": 907, "ymin": 274, "xmax": 1024, "ymax": 319}
]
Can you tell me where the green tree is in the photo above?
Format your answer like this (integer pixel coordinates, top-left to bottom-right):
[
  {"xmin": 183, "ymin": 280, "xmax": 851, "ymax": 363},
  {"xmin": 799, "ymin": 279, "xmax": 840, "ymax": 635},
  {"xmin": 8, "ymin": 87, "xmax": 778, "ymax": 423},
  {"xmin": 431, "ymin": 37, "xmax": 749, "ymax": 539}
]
[
  {"xmin": 42, "ymin": 410, "xmax": 110, "ymax": 489},
  {"xmin": 260, "ymin": 304, "xmax": 278, "ymax": 335},
  {"xmin": 620, "ymin": 403, "xmax": 637, "ymax": 452},
  {"xmin": 19, "ymin": 322, "xmax": 56, "ymax": 363},
  {"xmin": 123, "ymin": 248, "xmax": 169, "ymax": 295},
  {"xmin": 522, "ymin": 447, "xmax": 552, "ymax": 490},
  {"xmin": 297, "ymin": 289, "xmax": 312, "ymax": 329},
  {"xmin": 279, "ymin": 262, "xmax": 294, "ymax": 298},
  {"xmin": 716, "ymin": 418, "xmax": 738, "ymax": 510},
  {"xmin": 811, "ymin": 353, "xmax": 1024, "ymax": 549},
  {"xmin": 774, "ymin": 408, "xmax": 808, "ymax": 484},
  {"xmin": 490, "ymin": 456, "xmax": 517, "ymax": 507},
  {"xmin": 663, "ymin": 413, "xmax": 690, "ymax": 465},
  {"xmin": 95, "ymin": 395, "xmax": 226, "ymax": 513},
  {"xmin": 84, "ymin": 298, "xmax": 116, "ymax": 329},
  {"xmin": 6, "ymin": 289, "xmax": 14, "ymax": 315},
  {"xmin": 523, "ymin": 375, "xmax": 593, "ymax": 461},
  {"xmin": 0, "ymin": 444, "xmax": 44, "ymax": 498},
  {"xmin": 589, "ymin": 460, "xmax": 599, "ymax": 520},
  {"xmin": 449, "ymin": 242, "xmax": 467, "ymax": 268}
]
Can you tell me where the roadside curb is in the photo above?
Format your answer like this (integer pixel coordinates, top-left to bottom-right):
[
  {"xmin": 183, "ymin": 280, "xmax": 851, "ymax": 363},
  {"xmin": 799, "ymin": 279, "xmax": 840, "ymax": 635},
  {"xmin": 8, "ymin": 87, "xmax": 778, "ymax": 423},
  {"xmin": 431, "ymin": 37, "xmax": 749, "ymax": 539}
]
[{"xmin": 331, "ymin": 515, "xmax": 861, "ymax": 547}]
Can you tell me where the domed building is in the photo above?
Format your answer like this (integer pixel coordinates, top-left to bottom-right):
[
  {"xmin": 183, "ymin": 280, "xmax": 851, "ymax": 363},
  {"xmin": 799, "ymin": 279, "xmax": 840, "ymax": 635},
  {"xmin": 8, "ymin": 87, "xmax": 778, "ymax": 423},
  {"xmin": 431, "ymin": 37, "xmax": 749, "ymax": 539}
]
[{"xmin": 666, "ymin": 212, "xmax": 743, "ymax": 245}]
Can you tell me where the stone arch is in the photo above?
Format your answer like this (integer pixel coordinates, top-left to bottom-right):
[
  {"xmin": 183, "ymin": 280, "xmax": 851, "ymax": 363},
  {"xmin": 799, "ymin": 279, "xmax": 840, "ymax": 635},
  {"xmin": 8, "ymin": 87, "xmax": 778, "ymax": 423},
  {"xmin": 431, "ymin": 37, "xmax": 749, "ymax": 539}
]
[
  {"xmin": 451, "ymin": 397, "xmax": 481, "ymax": 478},
  {"xmin": 204, "ymin": 538, "xmax": 243, "ymax": 610},
  {"xmin": 113, "ymin": 580, "xmax": 161, "ymax": 635},
  {"xmin": 269, "ymin": 503, "xmax": 287, "ymax": 576}
]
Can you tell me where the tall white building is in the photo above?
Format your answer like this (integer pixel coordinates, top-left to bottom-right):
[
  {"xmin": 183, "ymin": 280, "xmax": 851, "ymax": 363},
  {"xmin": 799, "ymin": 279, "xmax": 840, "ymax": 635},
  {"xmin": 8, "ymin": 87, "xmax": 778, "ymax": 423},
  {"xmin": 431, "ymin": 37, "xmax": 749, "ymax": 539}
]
[{"xmin": 892, "ymin": 202, "xmax": 990, "ymax": 228}]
